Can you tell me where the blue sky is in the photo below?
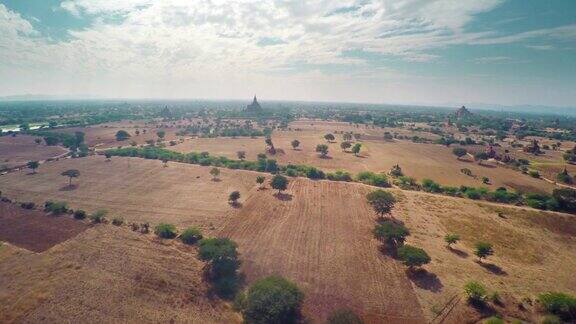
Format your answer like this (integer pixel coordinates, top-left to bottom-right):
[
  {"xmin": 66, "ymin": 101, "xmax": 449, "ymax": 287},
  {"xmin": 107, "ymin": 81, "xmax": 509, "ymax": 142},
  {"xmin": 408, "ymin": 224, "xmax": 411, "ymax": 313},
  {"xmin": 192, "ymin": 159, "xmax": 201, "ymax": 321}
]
[{"xmin": 0, "ymin": 0, "xmax": 575, "ymax": 107}]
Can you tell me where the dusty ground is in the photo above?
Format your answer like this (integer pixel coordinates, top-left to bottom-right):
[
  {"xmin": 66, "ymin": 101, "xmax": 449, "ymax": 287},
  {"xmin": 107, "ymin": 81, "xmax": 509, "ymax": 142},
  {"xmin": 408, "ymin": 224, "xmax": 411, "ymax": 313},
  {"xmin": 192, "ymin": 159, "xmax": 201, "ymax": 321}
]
[
  {"xmin": 0, "ymin": 225, "xmax": 239, "ymax": 323},
  {"xmin": 0, "ymin": 135, "xmax": 68, "ymax": 169},
  {"xmin": 220, "ymin": 179, "xmax": 425, "ymax": 323},
  {"xmin": 171, "ymin": 124, "xmax": 555, "ymax": 193},
  {"xmin": 0, "ymin": 202, "xmax": 88, "ymax": 252},
  {"xmin": 0, "ymin": 156, "xmax": 259, "ymax": 233}
]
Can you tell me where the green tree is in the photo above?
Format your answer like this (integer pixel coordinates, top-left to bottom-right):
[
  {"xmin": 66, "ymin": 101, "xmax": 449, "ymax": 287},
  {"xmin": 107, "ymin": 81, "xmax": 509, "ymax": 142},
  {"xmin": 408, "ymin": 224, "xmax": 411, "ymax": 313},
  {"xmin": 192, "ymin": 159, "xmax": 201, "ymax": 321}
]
[
  {"xmin": 474, "ymin": 242, "xmax": 494, "ymax": 262},
  {"xmin": 61, "ymin": 169, "xmax": 80, "ymax": 186},
  {"xmin": 237, "ymin": 151, "xmax": 246, "ymax": 161},
  {"xmin": 366, "ymin": 190, "xmax": 396, "ymax": 217},
  {"xmin": 157, "ymin": 130, "xmax": 166, "ymax": 139},
  {"xmin": 464, "ymin": 281, "xmax": 486, "ymax": 303},
  {"xmin": 343, "ymin": 133, "xmax": 352, "ymax": 141},
  {"xmin": 179, "ymin": 227, "xmax": 203, "ymax": 245},
  {"xmin": 373, "ymin": 222, "xmax": 409, "ymax": 247},
  {"xmin": 242, "ymin": 276, "xmax": 304, "ymax": 324},
  {"xmin": 115, "ymin": 130, "xmax": 130, "ymax": 141},
  {"xmin": 210, "ymin": 167, "xmax": 221, "ymax": 180},
  {"xmin": 351, "ymin": 143, "xmax": 362, "ymax": 156},
  {"xmin": 316, "ymin": 144, "xmax": 329, "ymax": 157},
  {"xmin": 271, "ymin": 174, "xmax": 288, "ymax": 194},
  {"xmin": 291, "ymin": 139, "xmax": 300, "ymax": 150},
  {"xmin": 27, "ymin": 161, "xmax": 39, "ymax": 174},
  {"xmin": 324, "ymin": 133, "xmax": 335, "ymax": 142},
  {"xmin": 105, "ymin": 152, "xmax": 112, "ymax": 161},
  {"xmin": 397, "ymin": 245, "xmax": 431, "ymax": 270},
  {"xmin": 198, "ymin": 238, "xmax": 241, "ymax": 297},
  {"xmin": 340, "ymin": 141, "xmax": 352, "ymax": 152},
  {"xmin": 538, "ymin": 292, "xmax": 576, "ymax": 321},
  {"xmin": 444, "ymin": 234, "xmax": 460, "ymax": 248}
]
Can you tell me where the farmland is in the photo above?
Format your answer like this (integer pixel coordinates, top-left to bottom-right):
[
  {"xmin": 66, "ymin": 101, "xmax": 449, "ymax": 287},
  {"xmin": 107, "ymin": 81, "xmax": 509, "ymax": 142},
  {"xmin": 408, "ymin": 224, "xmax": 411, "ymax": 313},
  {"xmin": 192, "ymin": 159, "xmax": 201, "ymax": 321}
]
[{"xmin": 0, "ymin": 134, "xmax": 68, "ymax": 169}]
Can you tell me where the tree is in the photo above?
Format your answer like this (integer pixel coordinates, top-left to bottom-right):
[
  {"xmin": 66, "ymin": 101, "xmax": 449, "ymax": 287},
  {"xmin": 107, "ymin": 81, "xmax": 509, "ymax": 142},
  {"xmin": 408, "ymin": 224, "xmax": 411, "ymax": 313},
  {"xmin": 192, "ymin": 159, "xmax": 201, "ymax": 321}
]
[
  {"xmin": 343, "ymin": 133, "xmax": 352, "ymax": 141},
  {"xmin": 474, "ymin": 242, "xmax": 494, "ymax": 262},
  {"xmin": 210, "ymin": 167, "xmax": 220, "ymax": 180},
  {"xmin": 229, "ymin": 191, "xmax": 241, "ymax": 205},
  {"xmin": 271, "ymin": 174, "xmax": 288, "ymax": 194},
  {"xmin": 324, "ymin": 133, "xmax": 335, "ymax": 142},
  {"xmin": 198, "ymin": 238, "xmax": 241, "ymax": 297},
  {"xmin": 475, "ymin": 152, "xmax": 488, "ymax": 165},
  {"xmin": 340, "ymin": 141, "xmax": 352, "ymax": 152},
  {"xmin": 291, "ymin": 139, "xmax": 300, "ymax": 150},
  {"xmin": 242, "ymin": 276, "xmax": 304, "ymax": 324},
  {"xmin": 237, "ymin": 151, "xmax": 246, "ymax": 161},
  {"xmin": 373, "ymin": 221, "xmax": 409, "ymax": 247},
  {"xmin": 27, "ymin": 161, "xmax": 39, "ymax": 174},
  {"xmin": 366, "ymin": 190, "xmax": 396, "ymax": 217},
  {"xmin": 444, "ymin": 234, "xmax": 460, "ymax": 248},
  {"xmin": 256, "ymin": 175, "xmax": 266, "ymax": 189},
  {"xmin": 538, "ymin": 292, "xmax": 576, "ymax": 321},
  {"xmin": 161, "ymin": 158, "xmax": 169, "ymax": 167},
  {"xmin": 464, "ymin": 281, "xmax": 487, "ymax": 304},
  {"xmin": 157, "ymin": 130, "xmax": 166, "ymax": 139},
  {"xmin": 397, "ymin": 245, "xmax": 431, "ymax": 270},
  {"xmin": 115, "ymin": 130, "xmax": 130, "ymax": 141},
  {"xmin": 351, "ymin": 143, "xmax": 362, "ymax": 156},
  {"xmin": 316, "ymin": 144, "xmax": 329, "ymax": 157},
  {"xmin": 34, "ymin": 138, "xmax": 42, "ymax": 144},
  {"xmin": 61, "ymin": 169, "xmax": 80, "ymax": 186},
  {"xmin": 452, "ymin": 147, "xmax": 467, "ymax": 160},
  {"xmin": 104, "ymin": 152, "xmax": 112, "ymax": 161}
]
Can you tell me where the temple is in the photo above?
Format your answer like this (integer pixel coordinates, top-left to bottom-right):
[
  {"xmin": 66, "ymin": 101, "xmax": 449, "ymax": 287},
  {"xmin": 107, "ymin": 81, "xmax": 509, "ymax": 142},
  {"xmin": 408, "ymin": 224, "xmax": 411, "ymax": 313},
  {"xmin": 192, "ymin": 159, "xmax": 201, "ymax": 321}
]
[{"xmin": 245, "ymin": 95, "xmax": 263, "ymax": 113}]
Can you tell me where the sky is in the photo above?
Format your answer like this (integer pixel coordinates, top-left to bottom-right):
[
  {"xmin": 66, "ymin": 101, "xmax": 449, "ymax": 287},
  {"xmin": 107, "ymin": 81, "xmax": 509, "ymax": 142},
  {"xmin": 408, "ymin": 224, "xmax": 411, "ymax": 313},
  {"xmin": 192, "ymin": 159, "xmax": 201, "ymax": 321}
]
[{"xmin": 0, "ymin": 0, "xmax": 575, "ymax": 107}]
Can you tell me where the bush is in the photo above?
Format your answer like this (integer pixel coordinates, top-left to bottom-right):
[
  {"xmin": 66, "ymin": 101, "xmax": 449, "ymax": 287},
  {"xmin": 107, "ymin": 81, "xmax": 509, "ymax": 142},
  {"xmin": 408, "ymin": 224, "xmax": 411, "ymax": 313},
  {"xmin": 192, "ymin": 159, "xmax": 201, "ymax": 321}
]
[
  {"xmin": 421, "ymin": 179, "xmax": 442, "ymax": 193},
  {"xmin": 20, "ymin": 202, "xmax": 35, "ymax": 209},
  {"xmin": 540, "ymin": 315, "xmax": 562, "ymax": 324},
  {"xmin": 242, "ymin": 276, "xmax": 304, "ymax": 324},
  {"xmin": 154, "ymin": 223, "xmax": 177, "ymax": 239},
  {"xmin": 538, "ymin": 292, "xmax": 576, "ymax": 321},
  {"xmin": 179, "ymin": 227, "xmax": 203, "ymax": 245},
  {"xmin": 356, "ymin": 171, "xmax": 390, "ymax": 187},
  {"xmin": 89, "ymin": 209, "xmax": 107, "ymax": 223},
  {"xmin": 464, "ymin": 281, "xmax": 487, "ymax": 303},
  {"xmin": 73, "ymin": 209, "xmax": 87, "ymax": 220},
  {"xmin": 44, "ymin": 201, "xmax": 69, "ymax": 215},
  {"xmin": 528, "ymin": 170, "xmax": 541, "ymax": 178},
  {"xmin": 111, "ymin": 217, "xmax": 124, "ymax": 226},
  {"xmin": 327, "ymin": 308, "xmax": 363, "ymax": 324},
  {"xmin": 198, "ymin": 238, "xmax": 240, "ymax": 298},
  {"xmin": 483, "ymin": 316, "xmax": 503, "ymax": 324},
  {"xmin": 474, "ymin": 242, "xmax": 494, "ymax": 261},
  {"xmin": 373, "ymin": 221, "xmax": 409, "ymax": 247}
]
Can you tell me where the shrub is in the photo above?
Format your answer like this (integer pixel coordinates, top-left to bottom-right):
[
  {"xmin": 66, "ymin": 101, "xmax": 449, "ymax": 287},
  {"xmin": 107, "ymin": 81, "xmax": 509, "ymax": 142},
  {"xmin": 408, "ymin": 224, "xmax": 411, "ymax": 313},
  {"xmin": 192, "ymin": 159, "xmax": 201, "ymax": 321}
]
[
  {"xmin": 356, "ymin": 171, "xmax": 390, "ymax": 188},
  {"xmin": 90, "ymin": 209, "xmax": 108, "ymax": 223},
  {"xmin": 464, "ymin": 281, "xmax": 487, "ymax": 303},
  {"xmin": 242, "ymin": 276, "xmax": 304, "ymax": 324},
  {"xmin": 474, "ymin": 242, "xmax": 494, "ymax": 261},
  {"xmin": 180, "ymin": 227, "xmax": 203, "ymax": 245},
  {"xmin": 397, "ymin": 245, "xmax": 431, "ymax": 269},
  {"xmin": 452, "ymin": 147, "xmax": 467, "ymax": 159},
  {"xmin": 154, "ymin": 223, "xmax": 177, "ymax": 239},
  {"xmin": 20, "ymin": 202, "xmax": 35, "ymax": 209},
  {"xmin": 421, "ymin": 179, "xmax": 442, "ymax": 193},
  {"xmin": 229, "ymin": 191, "xmax": 241, "ymax": 204},
  {"xmin": 552, "ymin": 188, "xmax": 576, "ymax": 213},
  {"xmin": 540, "ymin": 315, "xmax": 562, "ymax": 324},
  {"xmin": 444, "ymin": 234, "xmax": 460, "ymax": 247},
  {"xmin": 44, "ymin": 201, "xmax": 69, "ymax": 215},
  {"xmin": 327, "ymin": 308, "xmax": 363, "ymax": 324},
  {"xmin": 73, "ymin": 209, "xmax": 87, "ymax": 220},
  {"xmin": 111, "ymin": 217, "xmax": 124, "ymax": 226},
  {"xmin": 326, "ymin": 170, "xmax": 353, "ymax": 182},
  {"xmin": 538, "ymin": 292, "xmax": 576, "ymax": 321},
  {"xmin": 528, "ymin": 170, "xmax": 541, "ymax": 178},
  {"xmin": 483, "ymin": 316, "xmax": 503, "ymax": 324}
]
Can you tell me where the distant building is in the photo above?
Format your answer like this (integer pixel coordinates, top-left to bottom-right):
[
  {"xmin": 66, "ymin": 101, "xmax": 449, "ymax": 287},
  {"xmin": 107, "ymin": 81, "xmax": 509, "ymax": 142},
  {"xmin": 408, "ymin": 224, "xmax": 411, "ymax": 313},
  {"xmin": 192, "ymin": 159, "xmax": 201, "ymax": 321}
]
[
  {"xmin": 245, "ymin": 95, "xmax": 263, "ymax": 113},
  {"xmin": 455, "ymin": 106, "xmax": 472, "ymax": 119}
]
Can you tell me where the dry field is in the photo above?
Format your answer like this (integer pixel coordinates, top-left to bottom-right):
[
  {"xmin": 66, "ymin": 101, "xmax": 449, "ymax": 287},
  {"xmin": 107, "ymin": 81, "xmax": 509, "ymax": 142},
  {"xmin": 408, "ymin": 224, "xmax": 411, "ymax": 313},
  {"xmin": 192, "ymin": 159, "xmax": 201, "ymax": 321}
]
[
  {"xmin": 171, "ymin": 123, "xmax": 556, "ymax": 193},
  {"xmin": 0, "ymin": 135, "xmax": 68, "ymax": 169},
  {"xmin": 0, "ymin": 202, "xmax": 88, "ymax": 252},
  {"xmin": 0, "ymin": 225, "xmax": 238, "ymax": 323},
  {"xmin": 220, "ymin": 179, "xmax": 425, "ymax": 323},
  {"xmin": 0, "ymin": 156, "xmax": 259, "ymax": 233}
]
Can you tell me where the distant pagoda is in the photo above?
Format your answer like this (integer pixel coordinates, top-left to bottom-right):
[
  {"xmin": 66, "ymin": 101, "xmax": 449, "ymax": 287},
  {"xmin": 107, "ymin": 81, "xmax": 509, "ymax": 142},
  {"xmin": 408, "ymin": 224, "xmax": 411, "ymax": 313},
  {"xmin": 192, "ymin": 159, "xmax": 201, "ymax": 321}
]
[
  {"xmin": 455, "ymin": 106, "xmax": 472, "ymax": 119},
  {"xmin": 245, "ymin": 95, "xmax": 263, "ymax": 114}
]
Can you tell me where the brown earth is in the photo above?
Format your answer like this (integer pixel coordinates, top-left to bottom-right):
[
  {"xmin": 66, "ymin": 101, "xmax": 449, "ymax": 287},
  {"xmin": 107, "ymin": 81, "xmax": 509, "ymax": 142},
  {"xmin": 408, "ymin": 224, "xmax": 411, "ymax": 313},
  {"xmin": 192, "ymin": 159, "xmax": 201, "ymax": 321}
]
[
  {"xmin": 0, "ymin": 156, "xmax": 259, "ymax": 234},
  {"xmin": 0, "ymin": 202, "xmax": 89, "ymax": 252},
  {"xmin": 0, "ymin": 135, "xmax": 68, "ymax": 169},
  {"xmin": 0, "ymin": 225, "xmax": 239, "ymax": 323},
  {"xmin": 220, "ymin": 179, "xmax": 425, "ymax": 323},
  {"xmin": 171, "ymin": 126, "xmax": 556, "ymax": 193}
]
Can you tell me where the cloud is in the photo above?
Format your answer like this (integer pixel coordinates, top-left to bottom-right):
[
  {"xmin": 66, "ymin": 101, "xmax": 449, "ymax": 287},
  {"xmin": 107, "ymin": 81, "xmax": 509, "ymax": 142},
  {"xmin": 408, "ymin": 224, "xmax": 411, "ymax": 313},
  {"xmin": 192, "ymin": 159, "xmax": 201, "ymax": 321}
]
[{"xmin": 472, "ymin": 56, "xmax": 511, "ymax": 64}]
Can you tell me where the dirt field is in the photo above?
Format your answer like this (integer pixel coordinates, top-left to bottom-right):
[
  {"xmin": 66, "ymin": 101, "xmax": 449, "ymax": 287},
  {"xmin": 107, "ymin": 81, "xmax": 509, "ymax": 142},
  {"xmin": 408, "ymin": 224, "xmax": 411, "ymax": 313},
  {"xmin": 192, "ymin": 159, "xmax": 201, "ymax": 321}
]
[
  {"xmin": 0, "ymin": 202, "xmax": 88, "ymax": 252},
  {"xmin": 0, "ymin": 135, "xmax": 68, "ymax": 169},
  {"xmin": 395, "ymin": 191, "xmax": 576, "ymax": 322},
  {"xmin": 0, "ymin": 156, "xmax": 259, "ymax": 233},
  {"xmin": 171, "ymin": 124, "xmax": 556, "ymax": 193},
  {"xmin": 220, "ymin": 179, "xmax": 425, "ymax": 323},
  {"xmin": 0, "ymin": 225, "xmax": 238, "ymax": 323}
]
